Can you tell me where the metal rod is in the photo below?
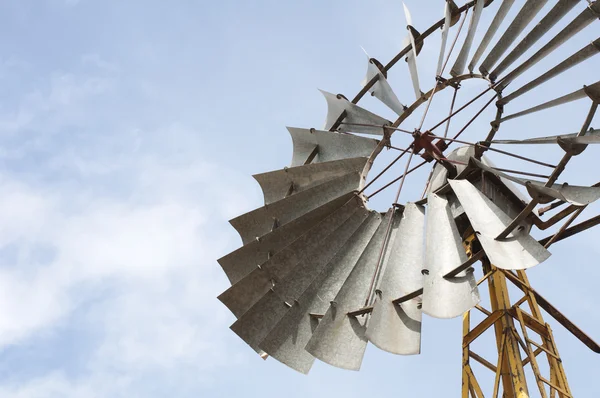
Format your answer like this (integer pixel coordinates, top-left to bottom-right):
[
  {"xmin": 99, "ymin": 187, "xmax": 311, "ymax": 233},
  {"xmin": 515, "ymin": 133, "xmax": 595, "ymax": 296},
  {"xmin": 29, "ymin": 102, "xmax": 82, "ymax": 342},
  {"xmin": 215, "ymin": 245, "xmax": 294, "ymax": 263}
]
[
  {"xmin": 358, "ymin": 144, "xmax": 413, "ymax": 195},
  {"xmin": 428, "ymin": 84, "xmax": 497, "ymax": 132},
  {"xmin": 444, "ymin": 87, "xmax": 459, "ymax": 138},
  {"xmin": 452, "ymin": 93, "xmax": 499, "ymax": 140},
  {"xmin": 364, "ymin": 148, "xmax": 416, "ymax": 307},
  {"xmin": 417, "ymin": 9, "xmax": 470, "ymax": 131},
  {"xmin": 440, "ymin": 8, "xmax": 470, "ymax": 76},
  {"xmin": 366, "ymin": 160, "xmax": 427, "ymax": 199},
  {"xmin": 339, "ymin": 122, "xmax": 413, "ymax": 135},
  {"xmin": 428, "ymin": 134, "xmax": 557, "ymax": 168}
]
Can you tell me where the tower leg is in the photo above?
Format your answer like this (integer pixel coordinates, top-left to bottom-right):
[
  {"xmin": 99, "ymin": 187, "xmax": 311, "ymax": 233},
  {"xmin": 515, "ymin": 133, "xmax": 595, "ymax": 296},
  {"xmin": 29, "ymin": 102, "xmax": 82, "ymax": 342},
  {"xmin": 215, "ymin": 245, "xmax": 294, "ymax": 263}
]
[{"xmin": 461, "ymin": 243, "xmax": 572, "ymax": 397}]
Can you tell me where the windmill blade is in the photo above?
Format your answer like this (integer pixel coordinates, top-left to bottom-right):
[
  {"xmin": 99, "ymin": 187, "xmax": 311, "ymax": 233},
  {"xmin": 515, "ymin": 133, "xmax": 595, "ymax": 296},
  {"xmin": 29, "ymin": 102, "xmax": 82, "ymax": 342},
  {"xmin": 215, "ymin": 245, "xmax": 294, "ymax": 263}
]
[
  {"xmin": 320, "ymin": 90, "xmax": 392, "ymax": 135},
  {"xmin": 403, "ymin": 3, "xmax": 421, "ymax": 99},
  {"xmin": 362, "ymin": 55, "xmax": 406, "ymax": 116},
  {"xmin": 221, "ymin": 196, "xmax": 365, "ymax": 318},
  {"xmin": 259, "ymin": 212, "xmax": 382, "ymax": 374},
  {"xmin": 436, "ymin": 1, "xmax": 453, "ymax": 76},
  {"xmin": 229, "ymin": 202, "xmax": 370, "ymax": 351},
  {"xmin": 305, "ymin": 210, "xmax": 396, "ymax": 370},
  {"xmin": 449, "ymin": 179, "xmax": 551, "ymax": 270},
  {"xmin": 229, "ymin": 172, "xmax": 362, "ymax": 245},
  {"xmin": 492, "ymin": 129, "xmax": 600, "ymax": 145},
  {"xmin": 468, "ymin": 0, "xmax": 516, "ymax": 72},
  {"xmin": 500, "ymin": 81, "xmax": 600, "ymax": 123},
  {"xmin": 450, "ymin": 0, "xmax": 485, "ymax": 77},
  {"xmin": 501, "ymin": 38, "xmax": 600, "ymax": 105},
  {"xmin": 479, "ymin": 0, "xmax": 549, "ymax": 76},
  {"xmin": 287, "ymin": 127, "xmax": 378, "ymax": 167},
  {"xmin": 490, "ymin": 0, "xmax": 583, "ymax": 81},
  {"xmin": 495, "ymin": 2, "xmax": 600, "ymax": 87},
  {"xmin": 422, "ymin": 193, "xmax": 480, "ymax": 319},
  {"xmin": 366, "ymin": 203, "xmax": 424, "ymax": 355},
  {"xmin": 254, "ymin": 157, "xmax": 369, "ymax": 205},
  {"xmin": 470, "ymin": 157, "xmax": 600, "ymax": 206},
  {"xmin": 219, "ymin": 192, "xmax": 357, "ymax": 285}
]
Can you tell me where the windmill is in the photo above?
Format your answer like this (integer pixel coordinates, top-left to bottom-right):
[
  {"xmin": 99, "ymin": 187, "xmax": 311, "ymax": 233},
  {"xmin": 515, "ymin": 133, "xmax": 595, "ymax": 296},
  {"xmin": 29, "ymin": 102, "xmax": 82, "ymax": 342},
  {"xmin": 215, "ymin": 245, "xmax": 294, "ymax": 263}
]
[{"xmin": 218, "ymin": 1, "xmax": 600, "ymax": 396}]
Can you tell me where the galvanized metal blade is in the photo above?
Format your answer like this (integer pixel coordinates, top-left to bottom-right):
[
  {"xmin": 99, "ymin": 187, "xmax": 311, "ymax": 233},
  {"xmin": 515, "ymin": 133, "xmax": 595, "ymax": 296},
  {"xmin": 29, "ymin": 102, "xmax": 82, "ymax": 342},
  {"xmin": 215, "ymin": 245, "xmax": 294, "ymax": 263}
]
[
  {"xmin": 450, "ymin": 0, "xmax": 484, "ymax": 77},
  {"xmin": 502, "ymin": 38, "xmax": 600, "ymax": 105},
  {"xmin": 500, "ymin": 81, "xmax": 600, "ymax": 123},
  {"xmin": 254, "ymin": 157, "xmax": 369, "ymax": 205},
  {"xmin": 229, "ymin": 204, "xmax": 370, "ymax": 351},
  {"xmin": 320, "ymin": 90, "xmax": 391, "ymax": 135},
  {"xmin": 219, "ymin": 192, "xmax": 356, "ymax": 285},
  {"xmin": 492, "ymin": 129, "xmax": 600, "ymax": 145},
  {"xmin": 230, "ymin": 172, "xmax": 361, "ymax": 245},
  {"xmin": 287, "ymin": 127, "xmax": 378, "ymax": 167},
  {"xmin": 422, "ymin": 193, "xmax": 480, "ymax": 319},
  {"xmin": 258, "ymin": 212, "xmax": 382, "ymax": 374},
  {"xmin": 449, "ymin": 179, "xmax": 551, "ymax": 270},
  {"xmin": 468, "ymin": 0, "xmax": 516, "ymax": 73},
  {"xmin": 490, "ymin": 0, "xmax": 583, "ymax": 81},
  {"xmin": 305, "ymin": 209, "xmax": 396, "ymax": 370},
  {"xmin": 479, "ymin": 0, "xmax": 548, "ymax": 75},
  {"xmin": 495, "ymin": 2, "xmax": 600, "ymax": 86},
  {"xmin": 470, "ymin": 157, "xmax": 600, "ymax": 206},
  {"xmin": 362, "ymin": 56, "xmax": 406, "ymax": 116},
  {"xmin": 221, "ymin": 196, "xmax": 364, "ymax": 319},
  {"xmin": 366, "ymin": 203, "xmax": 425, "ymax": 355},
  {"xmin": 403, "ymin": 3, "xmax": 421, "ymax": 99},
  {"xmin": 436, "ymin": 1, "xmax": 452, "ymax": 76}
]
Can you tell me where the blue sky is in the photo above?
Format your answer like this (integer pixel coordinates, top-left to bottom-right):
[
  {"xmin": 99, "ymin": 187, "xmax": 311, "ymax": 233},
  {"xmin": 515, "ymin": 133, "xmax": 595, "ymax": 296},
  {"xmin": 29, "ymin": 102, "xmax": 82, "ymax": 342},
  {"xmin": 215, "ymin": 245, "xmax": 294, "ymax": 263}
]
[{"xmin": 0, "ymin": 0, "xmax": 598, "ymax": 397}]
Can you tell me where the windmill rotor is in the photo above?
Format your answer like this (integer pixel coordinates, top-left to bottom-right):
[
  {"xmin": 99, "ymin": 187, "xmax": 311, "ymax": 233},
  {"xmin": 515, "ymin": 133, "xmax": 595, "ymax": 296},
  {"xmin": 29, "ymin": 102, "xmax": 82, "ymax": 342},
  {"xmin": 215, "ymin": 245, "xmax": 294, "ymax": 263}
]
[{"xmin": 218, "ymin": 0, "xmax": 600, "ymax": 394}]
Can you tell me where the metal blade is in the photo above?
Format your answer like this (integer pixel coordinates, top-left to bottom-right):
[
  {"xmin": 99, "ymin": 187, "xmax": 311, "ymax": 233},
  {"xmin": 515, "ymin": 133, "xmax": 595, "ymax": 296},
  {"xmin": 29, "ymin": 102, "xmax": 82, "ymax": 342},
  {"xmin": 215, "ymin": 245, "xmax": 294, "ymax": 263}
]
[
  {"xmin": 422, "ymin": 193, "xmax": 480, "ymax": 318},
  {"xmin": 502, "ymin": 38, "xmax": 600, "ymax": 104},
  {"xmin": 436, "ymin": 1, "xmax": 453, "ymax": 76},
  {"xmin": 471, "ymin": 157, "xmax": 600, "ymax": 206},
  {"xmin": 366, "ymin": 203, "xmax": 425, "ymax": 355},
  {"xmin": 468, "ymin": 0, "xmax": 516, "ymax": 72},
  {"xmin": 229, "ymin": 172, "xmax": 361, "ymax": 245},
  {"xmin": 287, "ymin": 127, "xmax": 378, "ymax": 167},
  {"xmin": 490, "ymin": 0, "xmax": 581, "ymax": 80},
  {"xmin": 495, "ymin": 2, "xmax": 600, "ymax": 87},
  {"xmin": 320, "ymin": 90, "xmax": 392, "ymax": 135},
  {"xmin": 229, "ymin": 204, "xmax": 370, "ymax": 351},
  {"xmin": 218, "ymin": 192, "xmax": 355, "ymax": 285},
  {"xmin": 500, "ymin": 81, "xmax": 600, "ymax": 123},
  {"xmin": 479, "ymin": 0, "xmax": 548, "ymax": 75},
  {"xmin": 305, "ymin": 209, "xmax": 396, "ymax": 370},
  {"xmin": 362, "ymin": 57, "xmax": 406, "ymax": 116},
  {"xmin": 492, "ymin": 129, "xmax": 600, "ymax": 145},
  {"xmin": 259, "ymin": 212, "xmax": 382, "ymax": 374},
  {"xmin": 449, "ymin": 179, "xmax": 551, "ymax": 270},
  {"xmin": 221, "ymin": 196, "xmax": 364, "ymax": 318},
  {"xmin": 450, "ymin": 0, "xmax": 485, "ymax": 77},
  {"xmin": 254, "ymin": 157, "xmax": 369, "ymax": 205}
]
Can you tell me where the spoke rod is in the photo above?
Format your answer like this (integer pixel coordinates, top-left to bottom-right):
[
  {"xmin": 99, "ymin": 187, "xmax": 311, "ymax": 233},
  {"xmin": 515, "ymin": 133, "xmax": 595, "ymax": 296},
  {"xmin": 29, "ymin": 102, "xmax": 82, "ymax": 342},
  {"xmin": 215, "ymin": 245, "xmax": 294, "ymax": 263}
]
[
  {"xmin": 428, "ymin": 84, "xmax": 497, "ymax": 132},
  {"xmin": 364, "ymin": 148, "xmax": 416, "ymax": 307},
  {"xmin": 367, "ymin": 160, "xmax": 427, "ymax": 199},
  {"xmin": 338, "ymin": 122, "xmax": 413, "ymax": 135},
  {"xmin": 451, "ymin": 93, "xmax": 499, "ymax": 140},
  {"xmin": 417, "ymin": 9, "xmax": 469, "ymax": 132},
  {"xmin": 358, "ymin": 144, "xmax": 413, "ymax": 195},
  {"xmin": 444, "ymin": 87, "xmax": 459, "ymax": 138},
  {"xmin": 428, "ymin": 134, "xmax": 557, "ymax": 168}
]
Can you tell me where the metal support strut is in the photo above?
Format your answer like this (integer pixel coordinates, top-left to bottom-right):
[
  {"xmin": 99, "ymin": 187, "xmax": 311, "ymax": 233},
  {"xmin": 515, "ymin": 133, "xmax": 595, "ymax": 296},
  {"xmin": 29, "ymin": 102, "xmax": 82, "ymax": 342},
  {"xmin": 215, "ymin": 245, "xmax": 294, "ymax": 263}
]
[{"xmin": 461, "ymin": 234, "xmax": 572, "ymax": 398}]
